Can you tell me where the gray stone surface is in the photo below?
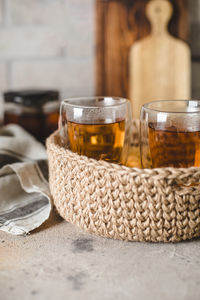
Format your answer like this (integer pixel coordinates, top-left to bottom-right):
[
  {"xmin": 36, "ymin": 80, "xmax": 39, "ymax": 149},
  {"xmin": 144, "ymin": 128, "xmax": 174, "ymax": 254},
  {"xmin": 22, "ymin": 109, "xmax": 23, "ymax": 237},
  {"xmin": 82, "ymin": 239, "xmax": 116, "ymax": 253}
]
[{"xmin": 1, "ymin": 210, "xmax": 200, "ymax": 300}]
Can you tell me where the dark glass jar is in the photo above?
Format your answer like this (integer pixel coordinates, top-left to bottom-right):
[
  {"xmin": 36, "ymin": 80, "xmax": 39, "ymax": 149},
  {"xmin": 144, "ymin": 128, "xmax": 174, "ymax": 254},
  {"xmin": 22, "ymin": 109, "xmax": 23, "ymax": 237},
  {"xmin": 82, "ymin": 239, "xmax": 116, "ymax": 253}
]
[{"xmin": 4, "ymin": 89, "xmax": 59, "ymax": 143}]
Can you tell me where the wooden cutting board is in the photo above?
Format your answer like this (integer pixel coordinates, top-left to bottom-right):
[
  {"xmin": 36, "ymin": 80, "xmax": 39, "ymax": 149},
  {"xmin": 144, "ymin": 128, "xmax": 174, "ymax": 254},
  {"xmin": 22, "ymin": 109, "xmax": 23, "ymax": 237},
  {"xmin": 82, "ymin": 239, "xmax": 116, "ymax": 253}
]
[{"xmin": 129, "ymin": 0, "xmax": 191, "ymax": 119}]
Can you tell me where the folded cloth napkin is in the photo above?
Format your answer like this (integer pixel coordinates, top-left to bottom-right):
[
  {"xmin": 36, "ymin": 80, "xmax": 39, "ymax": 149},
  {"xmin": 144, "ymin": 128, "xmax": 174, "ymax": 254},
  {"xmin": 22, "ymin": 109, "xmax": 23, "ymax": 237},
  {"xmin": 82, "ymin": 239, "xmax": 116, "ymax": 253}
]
[{"xmin": 0, "ymin": 124, "xmax": 51, "ymax": 235}]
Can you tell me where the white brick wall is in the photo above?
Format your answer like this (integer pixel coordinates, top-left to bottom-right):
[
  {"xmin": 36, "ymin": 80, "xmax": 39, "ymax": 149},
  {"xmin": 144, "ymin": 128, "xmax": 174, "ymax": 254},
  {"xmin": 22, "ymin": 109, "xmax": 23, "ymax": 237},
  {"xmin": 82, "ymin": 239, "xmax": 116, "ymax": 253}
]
[
  {"xmin": 0, "ymin": 27, "xmax": 67, "ymax": 58},
  {"xmin": 0, "ymin": 0, "xmax": 4, "ymax": 24},
  {"xmin": 0, "ymin": 0, "xmax": 95, "ymax": 123},
  {"xmin": 6, "ymin": 0, "xmax": 68, "ymax": 26},
  {"xmin": 0, "ymin": 61, "xmax": 7, "ymax": 91},
  {"xmin": 11, "ymin": 58, "xmax": 93, "ymax": 91}
]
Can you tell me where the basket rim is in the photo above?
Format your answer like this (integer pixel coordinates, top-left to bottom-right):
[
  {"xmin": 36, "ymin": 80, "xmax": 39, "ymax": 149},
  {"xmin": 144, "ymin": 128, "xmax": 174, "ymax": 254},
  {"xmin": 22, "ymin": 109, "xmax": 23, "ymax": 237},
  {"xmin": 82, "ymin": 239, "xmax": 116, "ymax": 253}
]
[{"xmin": 46, "ymin": 131, "xmax": 200, "ymax": 180}]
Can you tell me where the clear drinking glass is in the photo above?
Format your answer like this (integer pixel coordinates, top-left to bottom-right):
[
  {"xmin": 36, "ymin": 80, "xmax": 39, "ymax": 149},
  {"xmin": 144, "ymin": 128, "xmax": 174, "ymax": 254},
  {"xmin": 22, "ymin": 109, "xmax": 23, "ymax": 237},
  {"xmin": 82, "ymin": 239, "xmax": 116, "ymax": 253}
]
[
  {"xmin": 59, "ymin": 97, "xmax": 132, "ymax": 164},
  {"xmin": 140, "ymin": 100, "xmax": 200, "ymax": 168}
]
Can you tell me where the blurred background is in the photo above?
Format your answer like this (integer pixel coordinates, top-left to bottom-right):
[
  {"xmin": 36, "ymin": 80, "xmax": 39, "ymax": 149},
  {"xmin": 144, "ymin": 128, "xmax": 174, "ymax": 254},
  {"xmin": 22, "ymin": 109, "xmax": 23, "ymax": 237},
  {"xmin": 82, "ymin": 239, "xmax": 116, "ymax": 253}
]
[
  {"xmin": 0, "ymin": 0, "xmax": 199, "ymax": 124},
  {"xmin": 0, "ymin": 0, "xmax": 94, "ymax": 122}
]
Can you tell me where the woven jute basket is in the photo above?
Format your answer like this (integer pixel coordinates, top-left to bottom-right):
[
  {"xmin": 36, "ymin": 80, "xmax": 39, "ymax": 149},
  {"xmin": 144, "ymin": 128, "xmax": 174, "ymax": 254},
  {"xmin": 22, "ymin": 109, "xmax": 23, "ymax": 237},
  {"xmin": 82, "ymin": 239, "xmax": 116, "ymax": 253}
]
[{"xmin": 46, "ymin": 129, "xmax": 200, "ymax": 242}]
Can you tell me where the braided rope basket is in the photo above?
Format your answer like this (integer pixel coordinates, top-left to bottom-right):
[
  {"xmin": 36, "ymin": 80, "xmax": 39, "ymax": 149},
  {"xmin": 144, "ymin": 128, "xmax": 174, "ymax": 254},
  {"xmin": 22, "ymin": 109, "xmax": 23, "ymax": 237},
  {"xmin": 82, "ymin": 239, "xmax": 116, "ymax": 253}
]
[{"xmin": 46, "ymin": 126, "xmax": 200, "ymax": 242}]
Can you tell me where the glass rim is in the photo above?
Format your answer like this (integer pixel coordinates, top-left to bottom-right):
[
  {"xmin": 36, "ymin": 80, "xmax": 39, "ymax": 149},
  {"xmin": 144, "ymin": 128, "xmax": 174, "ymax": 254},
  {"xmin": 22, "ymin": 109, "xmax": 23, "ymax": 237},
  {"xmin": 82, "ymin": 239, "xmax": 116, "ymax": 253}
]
[
  {"xmin": 142, "ymin": 99, "xmax": 200, "ymax": 114},
  {"xmin": 61, "ymin": 96, "xmax": 129, "ymax": 109}
]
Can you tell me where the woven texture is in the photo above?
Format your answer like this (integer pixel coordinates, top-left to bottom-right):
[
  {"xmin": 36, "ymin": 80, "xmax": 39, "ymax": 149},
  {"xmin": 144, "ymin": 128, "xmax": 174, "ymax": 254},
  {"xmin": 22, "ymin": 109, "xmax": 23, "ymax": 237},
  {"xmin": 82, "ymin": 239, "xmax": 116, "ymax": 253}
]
[{"xmin": 47, "ymin": 132, "xmax": 200, "ymax": 242}]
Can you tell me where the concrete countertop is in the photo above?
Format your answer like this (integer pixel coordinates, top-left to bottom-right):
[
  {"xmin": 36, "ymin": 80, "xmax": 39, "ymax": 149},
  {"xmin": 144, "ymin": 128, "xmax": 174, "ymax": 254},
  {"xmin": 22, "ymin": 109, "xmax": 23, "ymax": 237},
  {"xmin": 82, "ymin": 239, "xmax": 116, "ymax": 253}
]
[{"xmin": 1, "ymin": 210, "xmax": 200, "ymax": 300}]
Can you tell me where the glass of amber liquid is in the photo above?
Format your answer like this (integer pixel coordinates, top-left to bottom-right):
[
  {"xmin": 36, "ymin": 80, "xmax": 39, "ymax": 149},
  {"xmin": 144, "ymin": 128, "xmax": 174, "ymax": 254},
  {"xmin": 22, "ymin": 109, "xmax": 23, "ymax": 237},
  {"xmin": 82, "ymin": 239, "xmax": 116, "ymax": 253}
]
[
  {"xmin": 140, "ymin": 100, "xmax": 200, "ymax": 168},
  {"xmin": 59, "ymin": 97, "xmax": 132, "ymax": 164}
]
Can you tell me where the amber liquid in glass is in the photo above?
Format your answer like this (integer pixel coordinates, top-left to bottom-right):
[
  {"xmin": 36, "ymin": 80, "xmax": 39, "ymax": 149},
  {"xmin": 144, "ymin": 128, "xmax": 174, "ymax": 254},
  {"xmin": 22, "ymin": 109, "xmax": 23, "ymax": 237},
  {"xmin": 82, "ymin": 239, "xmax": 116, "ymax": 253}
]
[
  {"xmin": 67, "ymin": 119, "xmax": 125, "ymax": 162},
  {"xmin": 148, "ymin": 123, "xmax": 200, "ymax": 168}
]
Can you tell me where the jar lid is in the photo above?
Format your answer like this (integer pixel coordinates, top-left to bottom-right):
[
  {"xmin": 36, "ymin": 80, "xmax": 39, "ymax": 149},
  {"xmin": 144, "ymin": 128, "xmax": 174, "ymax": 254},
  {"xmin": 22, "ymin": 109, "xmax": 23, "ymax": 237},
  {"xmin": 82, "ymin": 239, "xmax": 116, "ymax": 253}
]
[{"xmin": 4, "ymin": 89, "xmax": 59, "ymax": 107}]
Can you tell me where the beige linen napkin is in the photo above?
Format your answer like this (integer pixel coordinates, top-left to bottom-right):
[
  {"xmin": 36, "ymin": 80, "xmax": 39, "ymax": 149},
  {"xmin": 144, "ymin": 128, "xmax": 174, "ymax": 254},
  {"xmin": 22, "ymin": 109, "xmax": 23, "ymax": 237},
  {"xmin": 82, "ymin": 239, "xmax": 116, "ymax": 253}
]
[{"xmin": 0, "ymin": 124, "xmax": 51, "ymax": 235}]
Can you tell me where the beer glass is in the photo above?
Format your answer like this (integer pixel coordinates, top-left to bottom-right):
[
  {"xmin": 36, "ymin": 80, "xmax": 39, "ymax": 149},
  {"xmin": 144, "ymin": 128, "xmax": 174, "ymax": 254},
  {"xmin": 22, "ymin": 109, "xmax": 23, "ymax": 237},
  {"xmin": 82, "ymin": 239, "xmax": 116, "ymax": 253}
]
[
  {"xmin": 140, "ymin": 100, "xmax": 200, "ymax": 168},
  {"xmin": 59, "ymin": 97, "xmax": 132, "ymax": 164}
]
